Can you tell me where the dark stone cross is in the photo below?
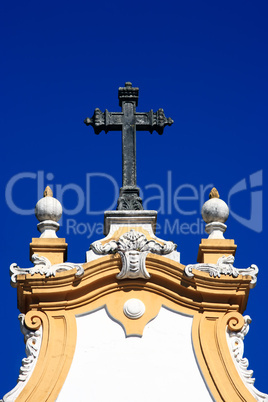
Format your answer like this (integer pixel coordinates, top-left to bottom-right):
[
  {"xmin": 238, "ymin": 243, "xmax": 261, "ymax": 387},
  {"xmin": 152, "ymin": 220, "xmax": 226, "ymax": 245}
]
[{"xmin": 84, "ymin": 82, "xmax": 174, "ymax": 210}]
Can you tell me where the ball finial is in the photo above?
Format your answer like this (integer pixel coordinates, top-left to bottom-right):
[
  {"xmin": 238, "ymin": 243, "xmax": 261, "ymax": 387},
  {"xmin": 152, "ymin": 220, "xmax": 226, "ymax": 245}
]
[
  {"xmin": 201, "ymin": 187, "xmax": 229, "ymax": 239},
  {"xmin": 35, "ymin": 187, "xmax": 62, "ymax": 238}
]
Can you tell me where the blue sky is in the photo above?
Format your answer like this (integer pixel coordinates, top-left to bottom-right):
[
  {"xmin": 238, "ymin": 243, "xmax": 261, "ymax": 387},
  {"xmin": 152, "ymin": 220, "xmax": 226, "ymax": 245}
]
[{"xmin": 1, "ymin": 0, "xmax": 268, "ymax": 397}]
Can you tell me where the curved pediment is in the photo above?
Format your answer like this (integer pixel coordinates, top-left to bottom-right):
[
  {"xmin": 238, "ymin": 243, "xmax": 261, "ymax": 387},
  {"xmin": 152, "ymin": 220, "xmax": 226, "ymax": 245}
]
[
  {"xmin": 15, "ymin": 251, "xmax": 252, "ymax": 317},
  {"xmin": 5, "ymin": 219, "xmax": 266, "ymax": 402}
]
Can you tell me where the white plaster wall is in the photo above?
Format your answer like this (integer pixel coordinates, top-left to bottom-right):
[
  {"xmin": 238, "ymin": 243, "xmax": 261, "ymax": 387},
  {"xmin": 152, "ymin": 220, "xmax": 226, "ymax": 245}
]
[{"xmin": 57, "ymin": 306, "xmax": 213, "ymax": 401}]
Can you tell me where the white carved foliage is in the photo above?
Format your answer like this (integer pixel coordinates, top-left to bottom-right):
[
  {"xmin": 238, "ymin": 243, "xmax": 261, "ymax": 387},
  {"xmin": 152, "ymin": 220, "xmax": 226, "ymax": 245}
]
[
  {"xmin": 90, "ymin": 230, "xmax": 176, "ymax": 279},
  {"xmin": 10, "ymin": 254, "xmax": 84, "ymax": 286},
  {"xmin": 227, "ymin": 316, "xmax": 268, "ymax": 401},
  {"xmin": 184, "ymin": 255, "xmax": 258, "ymax": 288},
  {"xmin": 1, "ymin": 314, "xmax": 42, "ymax": 402}
]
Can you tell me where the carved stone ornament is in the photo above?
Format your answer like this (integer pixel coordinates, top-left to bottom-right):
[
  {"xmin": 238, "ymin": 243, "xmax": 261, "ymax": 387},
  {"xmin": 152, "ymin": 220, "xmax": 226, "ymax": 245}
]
[
  {"xmin": 184, "ymin": 255, "xmax": 258, "ymax": 288},
  {"xmin": 91, "ymin": 229, "xmax": 176, "ymax": 279},
  {"xmin": 10, "ymin": 254, "xmax": 84, "ymax": 286},
  {"xmin": 1, "ymin": 314, "xmax": 42, "ymax": 402},
  {"xmin": 227, "ymin": 315, "xmax": 268, "ymax": 401},
  {"xmin": 123, "ymin": 298, "xmax": 146, "ymax": 319}
]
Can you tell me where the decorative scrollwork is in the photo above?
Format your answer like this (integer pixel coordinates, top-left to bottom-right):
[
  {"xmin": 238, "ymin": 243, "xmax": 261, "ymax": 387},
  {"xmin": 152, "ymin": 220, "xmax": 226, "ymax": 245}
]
[
  {"xmin": 24, "ymin": 311, "xmax": 43, "ymax": 331},
  {"xmin": 155, "ymin": 108, "xmax": 174, "ymax": 133},
  {"xmin": 184, "ymin": 255, "xmax": 258, "ymax": 288},
  {"xmin": 1, "ymin": 314, "xmax": 42, "ymax": 402},
  {"xmin": 117, "ymin": 196, "xmax": 143, "ymax": 210},
  {"xmin": 91, "ymin": 229, "xmax": 176, "ymax": 279},
  {"xmin": 227, "ymin": 315, "xmax": 268, "ymax": 401},
  {"xmin": 225, "ymin": 312, "xmax": 245, "ymax": 332},
  {"xmin": 10, "ymin": 254, "xmax": 84, "ymax": 286}
]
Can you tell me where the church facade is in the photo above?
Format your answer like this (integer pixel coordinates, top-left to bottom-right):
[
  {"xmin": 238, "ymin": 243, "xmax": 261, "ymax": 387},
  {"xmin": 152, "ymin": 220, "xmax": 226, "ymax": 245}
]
[{"xmin": 2, "ymin": 84, "xmax": 267, "ymax": 402}]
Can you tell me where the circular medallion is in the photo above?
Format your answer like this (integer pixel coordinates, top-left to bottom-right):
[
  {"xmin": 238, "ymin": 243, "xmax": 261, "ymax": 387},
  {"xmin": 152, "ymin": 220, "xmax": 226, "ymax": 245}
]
[{"xmin": 123, "ymin": 298, "xmax": 145, "ymax": 319}]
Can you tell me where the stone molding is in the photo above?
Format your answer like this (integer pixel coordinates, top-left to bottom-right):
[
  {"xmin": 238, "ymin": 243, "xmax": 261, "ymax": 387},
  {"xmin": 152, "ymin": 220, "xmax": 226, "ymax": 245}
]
[
  {"xmin": 193, "ymin": 312, "xmax": 260, "ymax": 401},
  {"xmin": 10, "ymin": 254, "xmax": 84, "ymax": 286},
  {"xmin": 3, "ymin": 251, "xmax": 261, "ymax": 401},
  {"xmin": 91, "ymin": 229, "xmax": 176, "ymax": 279},
  {"xmin": 227, "ymin": 315, "xmax": 268, "ymax": 402},
  {"xmin": 103, "ymin": 210, "xmax": 157, "ymax": 236},
  {"xmin": 185, "ymin": 255, "xmax": 258, "ymax": 288},
  {"xmin": 1, "ymin": 314, "xmax": 42, "ymax": 402}
]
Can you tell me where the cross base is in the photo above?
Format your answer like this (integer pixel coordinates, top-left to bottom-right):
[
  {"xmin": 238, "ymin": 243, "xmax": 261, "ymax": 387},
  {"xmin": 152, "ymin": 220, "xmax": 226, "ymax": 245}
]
[{"xmin": 117, "ymin": 186, "xmax": 143, "ymax": 211}]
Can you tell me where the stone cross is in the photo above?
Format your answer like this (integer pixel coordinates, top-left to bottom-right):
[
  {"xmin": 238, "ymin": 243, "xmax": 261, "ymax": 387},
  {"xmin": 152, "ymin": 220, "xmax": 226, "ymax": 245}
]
[{"xmin": 84, "ymin": 82, "xmax": 173, "ymax": 210}]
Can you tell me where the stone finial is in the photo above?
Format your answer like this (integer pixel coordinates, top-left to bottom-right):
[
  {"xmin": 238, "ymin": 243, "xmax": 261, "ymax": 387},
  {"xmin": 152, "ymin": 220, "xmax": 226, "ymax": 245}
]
[
  {"xmin": 209, "ymin": 187, "xmax": 219, "ymax": 199},
  {"xmin": 43, "ymin": 186, "xmax": 53, "ymax": 197},
  {"xmin": 35, "ymin": 187, "xmax": 62, "ymax": 238},
  {"xmin": 201, "ymin": 187, "xmax": 229, "ymax": 239}
]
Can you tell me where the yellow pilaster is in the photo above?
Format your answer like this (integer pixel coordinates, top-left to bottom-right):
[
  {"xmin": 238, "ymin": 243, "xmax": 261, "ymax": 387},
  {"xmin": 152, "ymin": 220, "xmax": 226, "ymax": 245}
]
[
  {"xmin": 30, "ymin": 238, "xmax": 68, "ymax": 265},
  {"xmin": 197, "ymin": 238, "xmax": 237, "ymax": 264}
]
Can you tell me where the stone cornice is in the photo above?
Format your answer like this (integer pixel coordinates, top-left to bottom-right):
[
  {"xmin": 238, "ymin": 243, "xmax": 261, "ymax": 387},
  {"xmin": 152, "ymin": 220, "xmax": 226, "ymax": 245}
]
[
  {"xmin": 15, "ymin": 253, "xmax": 252, "ymax": 315},
  {"xmin": 7, "ymin": 250, "xmax": 263, "ymax": 402}
]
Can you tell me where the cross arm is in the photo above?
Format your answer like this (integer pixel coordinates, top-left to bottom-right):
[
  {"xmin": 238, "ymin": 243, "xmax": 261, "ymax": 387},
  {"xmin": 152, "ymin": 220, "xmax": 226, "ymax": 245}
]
[
  {"xmin": 84, "ymin": 107, "xmax": 174, "ymax": 135},
  {"xmin": 135, "ymin": 109, "xmax": 174, "ymax": 134},
  {"xmin": 84, "ymin": 108, "xmax": 123, "ymax": 134}
]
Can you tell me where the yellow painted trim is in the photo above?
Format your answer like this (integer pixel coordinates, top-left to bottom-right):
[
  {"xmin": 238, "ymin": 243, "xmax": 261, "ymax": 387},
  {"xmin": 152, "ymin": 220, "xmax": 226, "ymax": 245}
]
[
  {"xmin": 16, "ymin": 310, "xmax": 76, "ymax": 402},
  {"xmin": 15, "ymin": 253, "xmax": 254, "ymax": 401},
  {"xmin": 74, "ymin": 291, "xmax": 194, "ymax": 337},
  {"xmin": 192, "ymin": 311, "xmax": 256, "ymax": 401},
  {"xmin": 197, "ymin": 238, "xmax": 237, "ymax": 264},
  {"xmin": 30, "ymin": 238, "xmax": 68, "ymax": 265}
]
